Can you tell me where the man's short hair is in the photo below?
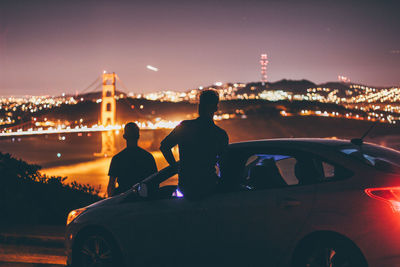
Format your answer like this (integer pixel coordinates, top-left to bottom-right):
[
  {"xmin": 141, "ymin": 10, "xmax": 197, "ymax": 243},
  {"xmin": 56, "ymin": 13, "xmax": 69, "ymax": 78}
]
[
  {"xmin": 123, "ymin": 122, "xmax": 140, "ymax": 140},
  {"xmin": 199, "ymin": 90, "xmax": 219, "ymax": 106}
]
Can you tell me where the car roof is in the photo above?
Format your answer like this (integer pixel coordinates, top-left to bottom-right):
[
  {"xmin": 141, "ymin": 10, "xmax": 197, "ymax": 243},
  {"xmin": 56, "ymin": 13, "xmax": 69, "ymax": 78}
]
[{"xmin": 228, "ymin": 138, "xmax": 354, "ymax": 151}]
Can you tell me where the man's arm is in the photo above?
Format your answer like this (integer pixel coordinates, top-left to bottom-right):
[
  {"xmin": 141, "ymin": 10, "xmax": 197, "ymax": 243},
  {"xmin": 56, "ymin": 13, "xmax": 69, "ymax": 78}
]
[
  {"xmin": 107, "ymin": 157, "xmax": 118, "ymax": 197},
  {"xmin": 107, "ymin": 176, "xmax": 116, "ymax": 197},
  {"xmin": 160, "ymin": 124, "xmax": 182, "ymax": 166},
  {"xmin": 160, "ymin": 145, "xmax": 177, "ymax": 166}
]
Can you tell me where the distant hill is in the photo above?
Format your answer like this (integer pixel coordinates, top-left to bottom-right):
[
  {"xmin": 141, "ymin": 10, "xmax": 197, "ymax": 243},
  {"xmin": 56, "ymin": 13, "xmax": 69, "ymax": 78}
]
[
  {"xmin": 237, "ymin": 79, "xmax": 317, "ymax": 95},
  {"xmin": 78, "ymin": 91, "xmax": 102, "ymax": 100},
  {"xmin": 233, "ymin": 79, "xmax": 361, "ymax": 97},
  {"xmin": 317, "ymin": 82, "xmax": 350, "ymax": 91},
  {"xmin": 269, "ymin": 79, "xmax": 317, "ymax": 93},
  {"xmin": 316, "ymin": 82, "xmax": 351, "ymax": 97},
  {"xmin": 65, "ymin": 91, "xmax": 126, "ymax": 101}
]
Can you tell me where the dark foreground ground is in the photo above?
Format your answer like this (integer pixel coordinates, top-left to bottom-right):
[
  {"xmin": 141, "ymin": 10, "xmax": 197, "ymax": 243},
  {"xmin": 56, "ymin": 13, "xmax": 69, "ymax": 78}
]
[{"xmin": 0, "ymin": 225, "xmax": 65, "ymax": 266}]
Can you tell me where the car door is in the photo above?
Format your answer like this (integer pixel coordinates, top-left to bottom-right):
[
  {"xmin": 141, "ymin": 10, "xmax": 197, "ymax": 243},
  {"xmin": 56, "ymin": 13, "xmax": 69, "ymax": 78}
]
[
  {"xmin": 114, "ymin": 195, "xmax": 195, "ymax": 267},
  {"xmin": 184, "ymin": 194, "xmax": 221, "ymax": 266},
  {"xmin": 121, "ymin": 186, "xmax": 223, "ymax": 267},
  {"xmin": 212, "ymin": 148, "xmax": 317, "ymax": 266}
]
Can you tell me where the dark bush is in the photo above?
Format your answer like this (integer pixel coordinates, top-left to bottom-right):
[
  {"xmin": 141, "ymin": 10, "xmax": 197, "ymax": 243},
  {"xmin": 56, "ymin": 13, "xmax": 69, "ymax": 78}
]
[{"xmin": 0, "ymin": 152, "xmax": 102, "ymax": 225}]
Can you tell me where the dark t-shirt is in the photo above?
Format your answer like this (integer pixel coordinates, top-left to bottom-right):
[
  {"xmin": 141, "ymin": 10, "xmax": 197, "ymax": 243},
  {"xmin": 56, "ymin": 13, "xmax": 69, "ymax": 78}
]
[
  {"xmin": 108, "ymin": 146, "xmax": 157, "ymax": 193},
  {"xmin": 160, "ymin": 117, "xmax": 229, "ymax": 197}
]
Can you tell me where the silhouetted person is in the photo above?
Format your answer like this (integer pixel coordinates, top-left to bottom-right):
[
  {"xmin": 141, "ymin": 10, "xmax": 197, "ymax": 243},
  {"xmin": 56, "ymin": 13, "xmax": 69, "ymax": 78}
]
[
  {"xmin": 107, "ymin": 122, "xmax": 157, "ymax": 197},
  {"xmin": 160, "ymin": 90, "xmax": 229, "ymax": 200}
]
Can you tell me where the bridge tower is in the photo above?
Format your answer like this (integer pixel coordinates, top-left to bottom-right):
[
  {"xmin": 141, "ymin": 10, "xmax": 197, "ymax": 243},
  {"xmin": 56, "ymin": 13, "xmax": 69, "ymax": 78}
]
[
  {"xmin": 101, "ymin": 72, "xmax": 117, "ymax": 126},
  {"xmin": 96, "ymin": 72, "xmax": 117, "ymax": 157}
]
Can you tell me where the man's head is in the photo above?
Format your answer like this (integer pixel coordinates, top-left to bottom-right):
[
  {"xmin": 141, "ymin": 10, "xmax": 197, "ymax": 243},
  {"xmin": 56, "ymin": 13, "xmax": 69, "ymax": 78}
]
[
  {"xmin": 123, "ymin": 122, "xmax": 140, "ymax": 142},
  {"xmin": 198, "ymin": 90, "xmax": 219, "ymax": 117}
]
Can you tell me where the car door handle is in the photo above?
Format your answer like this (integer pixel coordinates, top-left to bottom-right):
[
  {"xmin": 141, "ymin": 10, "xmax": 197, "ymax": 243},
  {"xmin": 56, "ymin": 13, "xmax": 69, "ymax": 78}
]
[{"xmin": 279, "ymin": 198, "xmax": 301, "ymax": 208}]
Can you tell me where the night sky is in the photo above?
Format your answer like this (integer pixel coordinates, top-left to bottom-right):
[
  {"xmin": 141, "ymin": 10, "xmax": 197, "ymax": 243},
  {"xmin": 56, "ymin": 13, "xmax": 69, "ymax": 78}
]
[{"xmin": 0, "ymin": 0, "xmax": 399, "ymax": 96}]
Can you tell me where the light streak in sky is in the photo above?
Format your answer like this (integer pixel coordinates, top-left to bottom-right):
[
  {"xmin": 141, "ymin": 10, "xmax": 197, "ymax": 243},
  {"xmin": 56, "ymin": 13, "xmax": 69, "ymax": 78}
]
[{"xmin": 146, "ymin": 65, "xmax": 159, "ymax": 72}]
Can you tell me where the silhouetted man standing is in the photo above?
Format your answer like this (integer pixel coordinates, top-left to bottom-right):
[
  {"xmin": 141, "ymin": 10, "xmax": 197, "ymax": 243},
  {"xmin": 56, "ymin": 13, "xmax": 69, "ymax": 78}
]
[
  {"xmin": 107, "ymin": 122, "xmax": 157, "ymax": 197},
  {"xmin": 160, "ymin": 90, "xmax": 229, "ymax": 200}
]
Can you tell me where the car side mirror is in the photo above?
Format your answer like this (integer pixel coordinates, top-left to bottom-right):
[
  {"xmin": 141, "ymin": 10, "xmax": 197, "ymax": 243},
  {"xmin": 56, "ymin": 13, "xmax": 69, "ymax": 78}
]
[{"xmin": 138, "ymin": 183, "xmax": 148, "ymax": 198}]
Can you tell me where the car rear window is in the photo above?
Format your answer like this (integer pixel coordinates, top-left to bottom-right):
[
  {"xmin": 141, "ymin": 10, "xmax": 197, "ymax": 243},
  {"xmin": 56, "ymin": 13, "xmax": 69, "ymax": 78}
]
[{"xmin": 338, "ymin": 144, "xmax": 400, "ymax": 173}]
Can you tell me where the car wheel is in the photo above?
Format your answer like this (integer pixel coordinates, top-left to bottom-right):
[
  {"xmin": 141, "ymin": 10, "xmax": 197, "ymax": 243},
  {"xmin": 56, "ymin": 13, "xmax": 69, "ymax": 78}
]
[
  {"xmin": 74, "ymin": 233, "xmax": 123, "ymax": 267},
  {"xmin": 293, "ymin": 236, "xmax": 367, "ymax": 267}
]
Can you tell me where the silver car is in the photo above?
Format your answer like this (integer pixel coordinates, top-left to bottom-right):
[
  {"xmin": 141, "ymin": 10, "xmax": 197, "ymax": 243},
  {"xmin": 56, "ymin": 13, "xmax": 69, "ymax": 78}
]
[{"xmin": 65, "ymin": 138, "xmax": 400, "ymax": 267}]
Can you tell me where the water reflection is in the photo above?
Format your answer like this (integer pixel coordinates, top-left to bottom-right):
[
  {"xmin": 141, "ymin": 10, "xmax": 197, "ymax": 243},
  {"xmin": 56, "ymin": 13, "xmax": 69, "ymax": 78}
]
[{"xmin": 41, "ymin": 151, "xmax": 177, "ymax": 196}]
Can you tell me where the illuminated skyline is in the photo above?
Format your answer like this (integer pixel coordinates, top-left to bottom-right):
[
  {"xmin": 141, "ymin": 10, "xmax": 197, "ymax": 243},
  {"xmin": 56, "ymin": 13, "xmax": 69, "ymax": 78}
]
[{"xmin": 0, "ymin": 0, "xmax": 399, "ymax": 96}]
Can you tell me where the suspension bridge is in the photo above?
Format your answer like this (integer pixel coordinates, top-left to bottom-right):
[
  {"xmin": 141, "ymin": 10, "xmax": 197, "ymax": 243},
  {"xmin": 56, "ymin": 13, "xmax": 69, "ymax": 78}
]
[{"xmin": 0, "ymin": 72, "xmax": 179, "ymax": 156}]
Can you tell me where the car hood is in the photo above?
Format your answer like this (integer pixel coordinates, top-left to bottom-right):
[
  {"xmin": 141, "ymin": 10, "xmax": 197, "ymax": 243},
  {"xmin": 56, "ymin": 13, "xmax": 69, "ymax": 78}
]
[{"xmin": 86, "ymin": 190, "xmax": 133, "ymax": 209}]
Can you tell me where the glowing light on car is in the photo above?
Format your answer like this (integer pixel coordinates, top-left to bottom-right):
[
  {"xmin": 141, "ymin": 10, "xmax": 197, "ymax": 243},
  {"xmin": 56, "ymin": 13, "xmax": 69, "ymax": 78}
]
[
  {"xmin": 66, "ymin": 208, "xmax": 87, "ymax": 225},
  {"xmin": 365, "ymin": 187, "xmax": 400, "ymax": 213},
  {"xmin": 173, "ymin": 189, "xmax": 184, "ymax": 198}
]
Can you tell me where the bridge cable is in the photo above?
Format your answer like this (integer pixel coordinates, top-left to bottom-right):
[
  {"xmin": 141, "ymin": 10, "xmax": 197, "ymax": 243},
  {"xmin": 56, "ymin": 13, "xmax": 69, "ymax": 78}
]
[
  {"xmin": 115, "ymin": 75, "xmax": 131, "ymax": 95},
  {"xmin": 78, "ymin": 75, "xmax": 102, "ymax": 95},
  {"xmin": 115, "ymin": 75, "xmax": 147, "ymax": 120}
]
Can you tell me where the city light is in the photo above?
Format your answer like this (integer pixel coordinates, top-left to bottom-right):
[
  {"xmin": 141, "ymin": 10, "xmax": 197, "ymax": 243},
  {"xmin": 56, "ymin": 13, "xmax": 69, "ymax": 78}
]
[{"xmin": 1, "ymin": 81, "xmax": 399, "ymax": 138}]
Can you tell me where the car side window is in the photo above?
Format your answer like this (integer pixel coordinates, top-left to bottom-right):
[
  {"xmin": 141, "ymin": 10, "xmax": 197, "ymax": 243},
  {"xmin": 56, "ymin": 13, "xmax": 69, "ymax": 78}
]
[
  {"xmin": 322, "ymin": 161, "xmax": 335, "ymax": 179},
  {"xmin": 316, "ymin": 159, "xmax": 352, "ymax": 181},
  {"xmin": 242, "ymin": 154, "xmax": 300, "ymax": 190},
  {"xmin": 275, "ymin": 157, "xmax": 298, "ymax": 185},
  {"xmin": 241, "ymin": 152, "xmax": 352, "ymax": 190}
]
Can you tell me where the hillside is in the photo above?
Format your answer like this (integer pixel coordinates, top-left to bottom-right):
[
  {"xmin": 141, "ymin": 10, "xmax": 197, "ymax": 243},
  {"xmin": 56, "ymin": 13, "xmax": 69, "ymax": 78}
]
[{"xmin": 0, "ymin": 152, "xmax": 102, "ymax": 224}]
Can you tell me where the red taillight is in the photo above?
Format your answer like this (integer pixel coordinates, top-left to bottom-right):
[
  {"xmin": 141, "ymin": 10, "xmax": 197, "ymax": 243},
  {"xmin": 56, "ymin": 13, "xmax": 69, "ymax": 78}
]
[{"xmin": 365, "ymin": 187, "xmax": 400, "ymax": 213}]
